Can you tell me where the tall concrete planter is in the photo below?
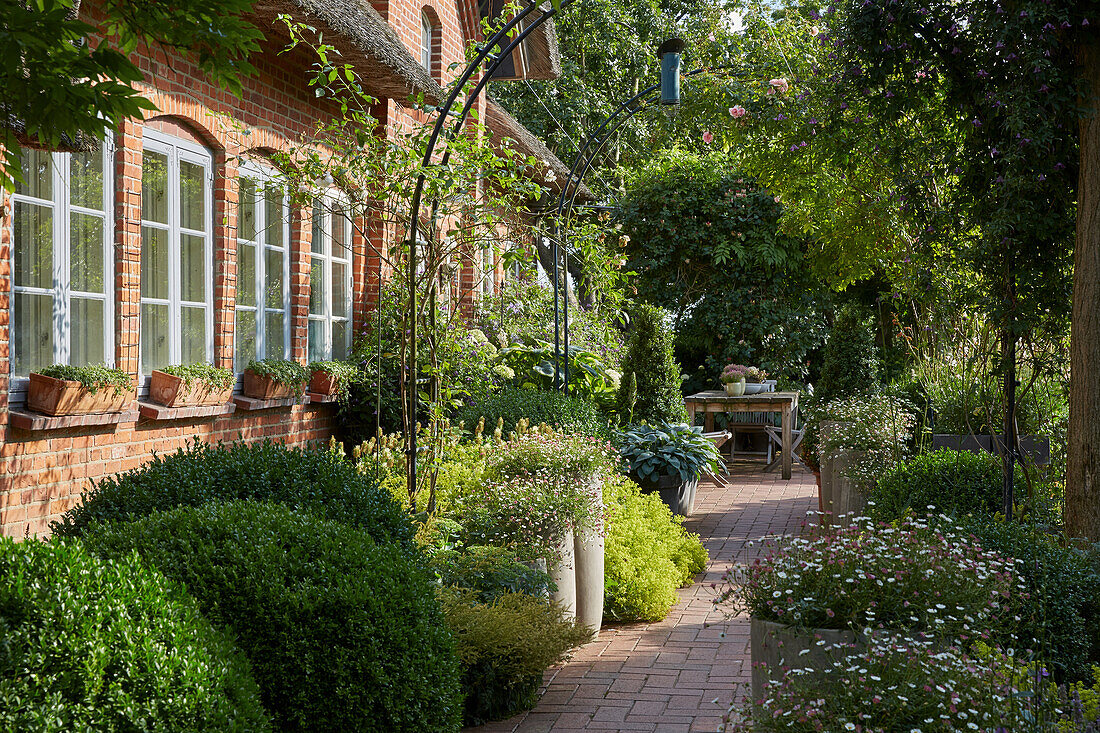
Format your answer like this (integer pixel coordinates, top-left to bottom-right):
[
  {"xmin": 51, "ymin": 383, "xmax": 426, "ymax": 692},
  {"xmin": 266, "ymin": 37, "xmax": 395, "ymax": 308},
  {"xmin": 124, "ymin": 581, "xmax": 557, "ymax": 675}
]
[
  {"xmin": 573, "ymin": 478, "xmax": 604, "ymax": 635},
  {"xmin": 750, "ymin": 618, "xmax": 859, "ymax": 701},
  {"xmin": 548, "ymin": 528, "xmax": 576, "ymax": 621},
  {"xmin": 819, "ymin": 421, "xmax": 867, "ymax": 527}
]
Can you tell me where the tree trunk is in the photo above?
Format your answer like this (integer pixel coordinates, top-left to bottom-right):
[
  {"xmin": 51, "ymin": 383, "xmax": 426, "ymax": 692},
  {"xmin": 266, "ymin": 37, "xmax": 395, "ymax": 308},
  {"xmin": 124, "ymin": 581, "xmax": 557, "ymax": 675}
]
[{"xmin": 1067, "ymin": 34, "xmax": 1100, "ymax": 543}]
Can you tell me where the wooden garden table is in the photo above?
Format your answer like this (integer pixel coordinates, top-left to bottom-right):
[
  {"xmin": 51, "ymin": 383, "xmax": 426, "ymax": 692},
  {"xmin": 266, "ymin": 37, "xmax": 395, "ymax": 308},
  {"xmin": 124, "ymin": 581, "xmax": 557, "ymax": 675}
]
[{"xmin": 684, "ymin": 391, "xmax": 800, "ymax": 480}]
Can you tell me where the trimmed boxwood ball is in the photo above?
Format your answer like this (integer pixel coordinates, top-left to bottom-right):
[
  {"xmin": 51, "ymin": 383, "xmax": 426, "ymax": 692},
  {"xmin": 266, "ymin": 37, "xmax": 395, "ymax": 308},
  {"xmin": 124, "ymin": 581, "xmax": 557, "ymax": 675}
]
[
  {"xmin": 81, "ymin": 501, "xmax": 463, "ymax": 733},
  {"xmin": 52, "ymin": 439, "xmax": 412, "ymax": 545},
  {"xmin": 0, "ymin": 537, "xmax": 270, "ymax": 732}
]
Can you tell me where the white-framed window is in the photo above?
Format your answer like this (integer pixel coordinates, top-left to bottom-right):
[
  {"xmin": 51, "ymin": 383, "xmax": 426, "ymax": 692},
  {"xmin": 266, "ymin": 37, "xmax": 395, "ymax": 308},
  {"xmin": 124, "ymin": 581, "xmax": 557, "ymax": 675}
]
[
  {"xmin": 481, "ymin": 244, "xmax": 496, "ymax": 296},
  {"xmin": 9, "ymin": 142, "xmax": 115, "ymax": 386},
  {"xmin": 139, "ymin": 128, "xmax": 214, "ymax": 375},
  {"xmin": 308, "ymin": 195, "xmax": 352, "ymax": 362},
  {"xmin": 420, "ymin": 12, "xmax": 434, "ymax": 70},
  {"xmin": 235, "ymin": 163, "xmax": 290, "ymax": 369}
]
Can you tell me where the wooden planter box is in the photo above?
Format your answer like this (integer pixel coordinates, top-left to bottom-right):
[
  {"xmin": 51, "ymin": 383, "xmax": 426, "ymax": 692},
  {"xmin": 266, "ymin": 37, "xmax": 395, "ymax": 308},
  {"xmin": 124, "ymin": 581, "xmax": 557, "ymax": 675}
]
[
  {"xmin": 27, "ymin": 373, "xmax": 135, "ymax": 416},
  {"xmin": 309, "ymin": 370, "xmax": 340, "ymax": 396},
  {"xmin": 243, "ymin": 369, "xmax": 301, "ymax": 400},
  {"xmin": 149, "ymin": 371, "xmax": 233, "ymax": 408}
]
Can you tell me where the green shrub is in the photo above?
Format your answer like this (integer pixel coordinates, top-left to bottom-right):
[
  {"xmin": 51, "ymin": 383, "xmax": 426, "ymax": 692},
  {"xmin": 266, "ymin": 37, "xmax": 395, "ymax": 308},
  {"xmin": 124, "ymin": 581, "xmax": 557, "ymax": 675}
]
[
  {"xmin": 440, "ymin": 588, "xmax": 592, "ymax": 726},
  {"xmin": 454, "ymin": 387, "xmax": 606, "ymax": 438},
  {"xmin": 816, "ymin": 303, "xmax": 880, "ymax": 404},
  {"xmin": 431, "ymin": 546, "xmax": 553, "ymax": 602},
  {"xmin": 868, "ymin": 448, "xmax": 1023, "ymax": 521},
  {"xmin": 81, "ymin": 501, "xmax": 463, "ymax": 733},
  {"xmin": 52, "ymin": 440, "xmax": 412, "ymax": 545},
  {"xmin": 603, "ymin": 475, "xmax": 708, "ymax": 621},
  {"xmin": 0, "ymin": 537, "xmax": 270, "ymax": 732},
  {"xmin": 959, "ymin": 516, "xmax": 1100, "ymax": 682},
  {"xmin": 616, "ymin": 302, "xmax": 686, "ymax": 424}
]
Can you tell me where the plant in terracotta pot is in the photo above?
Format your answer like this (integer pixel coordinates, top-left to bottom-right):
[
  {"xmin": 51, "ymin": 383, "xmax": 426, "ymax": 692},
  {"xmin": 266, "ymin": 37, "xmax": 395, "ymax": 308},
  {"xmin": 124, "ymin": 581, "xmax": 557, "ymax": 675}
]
[
  {"xmin": 243, "ymin": 358, "xmax": 310, "ymax": 400},
  {"xmin": 150, "ymin": 363, "xmax": 234, "ymax": 407},
  {"xmin": 720, "ymin": 364, "xmax": 748, "ymax": 396},
  {"xmin": 714, "ymin": 516, "xmax": 1020, "ymax": 701},
  {"xmin": 613, "ymin": 422, "xmax": 724, "ymax": 517},
  {"xmin": 308, "ymin": 359, "xmax": 359, "ymax": 399},
  {"xmin": 29, "ymin": 365, "xmax": 135, "ymax": 416}
]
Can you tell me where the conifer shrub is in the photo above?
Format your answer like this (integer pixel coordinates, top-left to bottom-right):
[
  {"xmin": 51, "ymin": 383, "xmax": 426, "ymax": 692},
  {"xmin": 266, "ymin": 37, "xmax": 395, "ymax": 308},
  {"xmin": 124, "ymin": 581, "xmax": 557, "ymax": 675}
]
[
  {"xmin": 81, "ymin": 501, "xmax": 463, "ymax": 733},
  {"xmin": 616, "ymin": 303, "xmax": 687, "ymax": 424},
  {"xmin": 602, "ymin": 475, "xmax": 708, "ymax": 621},
  {"xmin": 815, "ymin": 303, "xmax": 880, "ymax": 403},
  {"xmin": 0, "ymin": 537, "xmax": 270, "ymax": 732},
  {"xmin": 52, "ymin": 439, "xmax": 412, "ymax": 546}
]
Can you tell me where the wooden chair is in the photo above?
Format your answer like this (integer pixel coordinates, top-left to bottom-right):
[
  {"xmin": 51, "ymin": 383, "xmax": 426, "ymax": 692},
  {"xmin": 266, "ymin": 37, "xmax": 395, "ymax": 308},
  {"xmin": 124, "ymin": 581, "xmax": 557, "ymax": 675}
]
[{"xmin": 764, "ymin": 405, "xmax": 805, "ymax": 471}]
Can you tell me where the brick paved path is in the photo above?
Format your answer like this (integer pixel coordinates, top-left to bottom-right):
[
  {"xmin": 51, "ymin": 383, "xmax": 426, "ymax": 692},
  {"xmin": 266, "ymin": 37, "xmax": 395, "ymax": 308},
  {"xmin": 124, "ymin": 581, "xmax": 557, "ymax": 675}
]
[{"xmin": 469, "ymin": 461, "xmax": 817, "ymax": 733}]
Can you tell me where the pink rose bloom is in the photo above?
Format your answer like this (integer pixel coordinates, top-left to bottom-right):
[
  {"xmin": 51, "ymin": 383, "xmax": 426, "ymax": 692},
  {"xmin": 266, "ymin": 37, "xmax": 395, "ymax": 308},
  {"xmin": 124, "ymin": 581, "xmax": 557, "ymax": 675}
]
[
  {"xmin": 702, "ymin": 131, "xmax": 714, "ymax": 143},
  {"xmin": 729, "ymin": 105, "xmax": 747, "ymax": 118},
  {"xmin": 769, "ymin": 77, "xmax": 789, "ymax": 93}
]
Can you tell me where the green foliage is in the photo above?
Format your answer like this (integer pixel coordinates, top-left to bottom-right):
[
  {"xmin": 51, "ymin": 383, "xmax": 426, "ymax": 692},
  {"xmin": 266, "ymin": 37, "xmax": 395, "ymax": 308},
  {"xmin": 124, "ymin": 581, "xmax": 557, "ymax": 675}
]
[
  {"xmin": 616, "ymin": 302, "xmax": 687, "ymax": 424},
  {"xmin": 816, "ymin": 304, "xmax": 881, "ymax": 404},
  {"xmin": 160, "ymin": 362, "xmax": 234, "ymax": 390},
  {"xmin": 82, "ymin": 501, "xmax": 463, "ymax": 733},
  {"xmin": 440, "ymin": 588, "xmax": 592, "ymax": 726},
  {"xmin": 454, "ymin": 387, "xmax": 607, "ymax": 439},
  {"xmin": 868, "ymin": 448, "xmax": 1024, "ymax": 522},
  {"xmin": 431, "ymin": 546, "xmax": 553, "ymax": 603},
  {"xmin": 52, "ymin": 439, "xmax": 413, "ymax": 546},
  {"xmin": 308, "ymin": 360, "xmax": 360, "ymax": 399},
  {"xmin": 959, "ymin": 517, "xmax": 1100, "ymax": 682},
  {"xmin": 603, "ymin": 476, "xmax": 708, "ymax": 622},
  {"xmin": 246, "ymin": 358, "xmax": 310, "ymax": 392},
  {"xmin": 37, "ymin": 364, "xmax": 132, "ymax": 395},
  {"xmin": 0, "ymin": 537, "xmax": 270, "ymax": 732},
  {"xmin": 497, "ymin": 341, "xmax": 620, "ymax": 411},
  {"xmin": 614, "ymin": 422, "xmax": 723, "ymax": 485}
]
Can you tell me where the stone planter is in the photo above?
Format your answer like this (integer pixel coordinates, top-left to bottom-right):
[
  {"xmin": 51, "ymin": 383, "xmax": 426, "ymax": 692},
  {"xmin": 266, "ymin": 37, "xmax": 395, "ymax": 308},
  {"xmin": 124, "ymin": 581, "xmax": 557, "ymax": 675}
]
[
  {"xmin": 574, "ymin": 481, "xmax": 605, "ymax": 635},
  {"xmin": 309, "ymin": 370, "xmax": 340, "ymax": 396},
  {"xmin": 932, "ymin": 433, "xmax": 1050, "ymax": 465},
  {"xmin": 548, "ymin": 528, "xmax": 576, "ymax": 621},
  {"xmin": 819, "ymin": 422, "xmax": 867, "ymax": 527},
  {"xmin": 27, "ymin": 373, "xmax": 135, "ymax": 416},
  {"xmin": 243, "ymin": 369, "xmax": 301, "ymax": 400},
  {"xmin": 750, "ymin": 618, "xmax": 860, "ymax": 701},
  {"xmin": 637, "ymin": 473, "xmax": 698, "ymax": 517},
  {"xmin": 148, "ymin": 370, "xmax": 233, "ymax": 408},
  {"xmin": 743, "ymin": 382, "xmax": 768, "ymax": 395}
]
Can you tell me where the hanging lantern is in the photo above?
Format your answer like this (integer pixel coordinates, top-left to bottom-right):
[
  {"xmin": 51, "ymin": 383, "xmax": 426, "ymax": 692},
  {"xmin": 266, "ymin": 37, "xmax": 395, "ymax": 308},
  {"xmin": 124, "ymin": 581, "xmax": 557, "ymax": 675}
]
[{"xmin": 657, "ymin": 38, "xmax": 687, "ymax": 108}]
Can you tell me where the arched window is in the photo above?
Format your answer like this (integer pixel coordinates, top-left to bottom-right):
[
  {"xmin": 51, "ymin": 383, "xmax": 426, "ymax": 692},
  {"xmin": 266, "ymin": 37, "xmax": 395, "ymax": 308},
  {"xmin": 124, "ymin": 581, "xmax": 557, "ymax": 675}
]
[
  {"xmin": 420, "ymin": 11, "xmax": 435, "ymax": 73},
  {"xmin": 140, "ymin": 127, "xmax": 214, "ymax": 374}
]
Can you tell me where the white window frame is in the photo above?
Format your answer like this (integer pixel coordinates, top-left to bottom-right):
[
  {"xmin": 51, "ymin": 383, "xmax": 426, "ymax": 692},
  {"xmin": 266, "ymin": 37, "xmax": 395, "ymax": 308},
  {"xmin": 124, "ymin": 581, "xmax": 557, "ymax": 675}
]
[
  {"xmin": 9, "ymin": 141, "xmax": 116, "ymax": 401},
  {"xmin": 420, "ymin": 12, "xmax": 433, "ymax": 70},
  {"xmin": 308, "ymin": 193, "xmax": 353, "ymax": 362},
  {"xmin": 235, "ymin": 162, "xmax": 291, "ymax": 370},
  {"xmin": 139, "ymin": 128, "xmax": 214, "ymax": 379}
]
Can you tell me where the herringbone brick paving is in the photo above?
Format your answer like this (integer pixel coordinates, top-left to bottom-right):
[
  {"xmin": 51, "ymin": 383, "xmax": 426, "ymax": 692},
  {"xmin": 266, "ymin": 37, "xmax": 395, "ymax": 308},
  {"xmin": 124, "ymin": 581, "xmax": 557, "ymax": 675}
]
[{"xmin": 467, "ymin": 460, "xmax": 817, "ymax": 733}]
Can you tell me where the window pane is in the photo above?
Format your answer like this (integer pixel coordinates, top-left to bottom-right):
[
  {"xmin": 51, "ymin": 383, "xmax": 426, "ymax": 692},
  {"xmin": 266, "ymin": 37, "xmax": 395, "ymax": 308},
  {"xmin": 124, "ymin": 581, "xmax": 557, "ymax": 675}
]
[
  {"xmin": 265, "ymin": 248, "xmax": 284, "ymax": 309},
  {"xmin": 239, "ymin": 177, "xmax": 257, "ymax": 241},
  {"xmin": 264, "ymin": 312, "xmax": 285, "ymax": 359},
  {"xmin": 141, "ymin": 302, "xmax": 170, "ymax": 374},
  {"xmin": 141, "ymin": 226, "xmax": 169, "ymax": 299},
  {"xmin": 332, "ymin": 204, "xmax": 348, "ymax": 253},
  {"xmin": 13, "ymin": 292, "xmax": 53, "ymax": 376},
  {"xmin": 13, "ymin": 201, "xmax": 53, "ymax": 289},
  {"xmin": 332, "ymin": 261, "xmax": 348, "ymax": 319},
  {"xmin": 309, "ymin": 258, "xmax": 325, "ymax": 314},
  {"xmin": 311, "ymin": 201, "xmax": 325, "ymax": 254},
  {"xmin": 70, "ymin": 297, "xmax": 105, "ymax": 367},
  {"xmin": 142, "ymin": 151, "xmax": 168, "ymax": 224},
  {"xmin": 264, "ymin": 187, "xmax": 284, "ymax": 247},
  {"xmin": 70, "ymin": 212, "xmax": 105, "ymax": 294},
  {"xmin": 181, "ymin": 233, "xmax": 206, "ymax": 302},
  {"xmin": 180, "ymin": 160, "xmax": 205, "ymax": 231},
  {"xmin": 237, "ymin": 241, "xmax": 256, "ymax": 307},
  {"xmin": 308, "ymin": 319, "xmax": 325, "ymax": 362},
  {"xmin": 235, "ymin": 309, "xmax": 257, "ymax": 370},
  {"xmin": 70, "ymin": 143, "xmax": 104, "ymax": 209},
  {"xmin": 333, "ymin": 319, "xmax": 348, "ymax": 360},
  {"xmin": 181, "ymin": 306, "xmax": 207, "ymax": 364},
  {"xmin": 16, "ymin": 148, "xmax": 52, "ymax": 199}
]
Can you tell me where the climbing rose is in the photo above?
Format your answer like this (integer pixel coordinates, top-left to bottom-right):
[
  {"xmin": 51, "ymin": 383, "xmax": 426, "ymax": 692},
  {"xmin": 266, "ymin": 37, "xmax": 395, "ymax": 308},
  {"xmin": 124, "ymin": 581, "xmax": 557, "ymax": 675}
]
[
  {"xmin": 768, "ymin": 77, "xmax": 789, "ymax": 93},
  {"xmin": 729, "ymin": 105, "xmax": 747, "ymax": 118},
  {"xmin": 703, "ymin": 131, "xmax": 714, "ymax": 143}
]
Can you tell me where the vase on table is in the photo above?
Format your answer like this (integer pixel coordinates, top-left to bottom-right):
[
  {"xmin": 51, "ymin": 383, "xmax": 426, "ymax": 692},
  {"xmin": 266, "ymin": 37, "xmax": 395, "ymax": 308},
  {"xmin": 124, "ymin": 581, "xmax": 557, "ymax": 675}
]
[{"xmin": 723, "ymin": 380, "xmax": 746, "ymax": 397}]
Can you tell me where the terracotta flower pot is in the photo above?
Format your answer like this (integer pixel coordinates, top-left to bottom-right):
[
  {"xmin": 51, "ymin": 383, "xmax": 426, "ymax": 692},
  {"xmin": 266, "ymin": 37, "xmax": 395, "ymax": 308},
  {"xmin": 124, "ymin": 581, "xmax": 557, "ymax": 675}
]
[
  {"xmin": 149, "ymin": 371, "xmax": 233, "ymax": 407},
  {"xmin": 27, "ymin": 373, "xmax": 135, "ymax": 416},
  {"xmin": 243, "ymin": 370, "xmax": 301, "ymax": 400},
  {"xmin": 308, "ymin": 370, "xmax": 340, "ymax": 396}
]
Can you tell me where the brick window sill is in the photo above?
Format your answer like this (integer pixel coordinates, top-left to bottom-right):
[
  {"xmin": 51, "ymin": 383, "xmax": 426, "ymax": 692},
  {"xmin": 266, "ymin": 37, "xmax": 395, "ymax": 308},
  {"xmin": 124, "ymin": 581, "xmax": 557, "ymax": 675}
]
[
  {"xmin": 9, "ymin": 406, "xmax": 139, "ymax": 431},
  {"xmin": 307, "ymin": 392, "xmax": 338, "ymax": 404},
  {"xmin": 138, "ymin": 401, "xmax": 237, "ymax": 421},
  {"xmin": 232, "ymin": 395, "xmax": 302, "ymax": 411}
]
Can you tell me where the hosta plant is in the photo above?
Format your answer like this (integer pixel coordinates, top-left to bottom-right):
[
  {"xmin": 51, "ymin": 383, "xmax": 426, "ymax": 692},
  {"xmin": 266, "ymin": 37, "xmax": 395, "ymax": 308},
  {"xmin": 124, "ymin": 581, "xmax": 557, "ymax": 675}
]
[{"xmin": 614, "ymin": 422, "xmax": 724, "ymax": 485}]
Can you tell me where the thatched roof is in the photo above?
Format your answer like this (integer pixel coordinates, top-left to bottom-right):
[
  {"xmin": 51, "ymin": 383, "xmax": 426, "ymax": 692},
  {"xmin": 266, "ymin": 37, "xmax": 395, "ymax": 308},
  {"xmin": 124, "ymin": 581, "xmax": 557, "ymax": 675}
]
[
  {"xmin": 484, "ymin": 98, "xmax": 594, "ymax": 203},
  {"xmin": 250, "ymin": 0, "xmax": 446, "ymax": 103},
  {"xmin": 481, "ymin": 1, "xmax": 561, "ymax": 81}
]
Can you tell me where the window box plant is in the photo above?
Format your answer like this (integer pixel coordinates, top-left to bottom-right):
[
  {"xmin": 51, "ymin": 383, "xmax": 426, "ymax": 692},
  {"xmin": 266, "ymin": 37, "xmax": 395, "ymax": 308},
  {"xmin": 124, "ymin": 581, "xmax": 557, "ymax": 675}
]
[
  {"xmin": 243, "ymin": 359, "xmax": 310, "ymax": 400},
  {"xmin": 720, "ymin": 364, "xmax": 747, "ymax": 397},
  {"xmin": 149, "ymin": 364, "xmax": 234, "ymax": 407},
  {"xmin": 614, "ymin": 422, "xmax": 724, "ymax": 516},
  {"xmin": 308, "ymin": 359, "xmax": 358, "ymax": 399},
  {"xmin": 28, "ymin": 365, "xmax": 135, "ymax": 416}
]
